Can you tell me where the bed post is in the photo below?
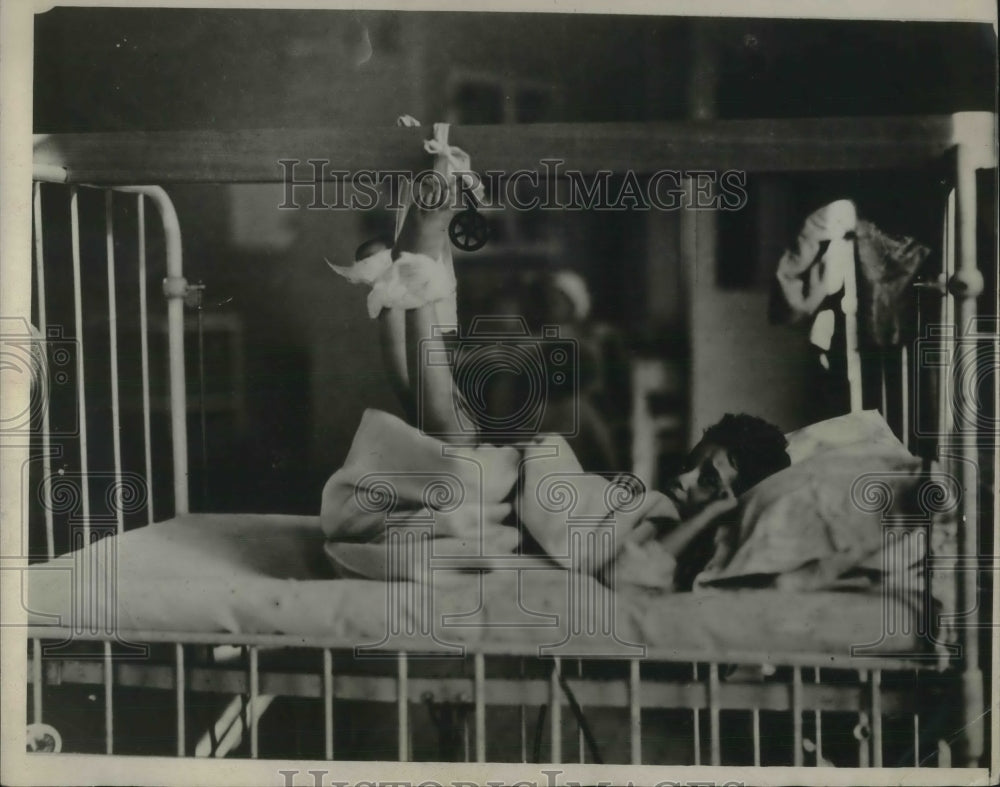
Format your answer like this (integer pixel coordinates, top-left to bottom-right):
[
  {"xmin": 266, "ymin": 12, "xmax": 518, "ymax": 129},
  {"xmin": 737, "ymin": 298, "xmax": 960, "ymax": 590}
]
[
  {"xmin": 949, "ymin": 115, "xmax": 990, "ymax": 768},
  {"xmin": 842, "ymin": 240, "xmax": 863, "ymax": 413},
  {"xmin": 117, "ymin": 186, "xmax": 190, "ymax": 517}
]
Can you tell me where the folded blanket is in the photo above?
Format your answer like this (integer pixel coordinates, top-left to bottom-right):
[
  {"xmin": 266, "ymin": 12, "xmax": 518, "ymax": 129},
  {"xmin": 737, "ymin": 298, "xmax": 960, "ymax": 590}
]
[{"xmin": 320, "ymin": 409, "xmax": 677, "ymax": 579}]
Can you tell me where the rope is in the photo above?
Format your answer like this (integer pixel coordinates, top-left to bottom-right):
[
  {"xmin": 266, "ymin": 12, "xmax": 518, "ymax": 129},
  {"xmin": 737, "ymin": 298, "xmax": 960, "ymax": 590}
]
[{"xmin": 554, "ymin": 661, "xmax": 604, "ymax": 764}]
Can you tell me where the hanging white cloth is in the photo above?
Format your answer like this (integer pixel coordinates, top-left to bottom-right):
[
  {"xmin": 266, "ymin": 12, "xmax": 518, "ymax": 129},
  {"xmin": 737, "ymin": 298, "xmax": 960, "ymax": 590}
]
[{"xmin": 775, "ymin": 199, "xmax": 858, "ymax": 351}]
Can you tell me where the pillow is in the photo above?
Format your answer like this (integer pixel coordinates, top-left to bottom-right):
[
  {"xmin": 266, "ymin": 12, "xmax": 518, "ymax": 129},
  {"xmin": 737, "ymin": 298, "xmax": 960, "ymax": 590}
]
[
  {"xmin": 696, "ymin": 441, "xmax": 936, "ymax": 590},
  {"xmin": 784, "ymin": 409, "xmax": 908, "ymax": 464}
]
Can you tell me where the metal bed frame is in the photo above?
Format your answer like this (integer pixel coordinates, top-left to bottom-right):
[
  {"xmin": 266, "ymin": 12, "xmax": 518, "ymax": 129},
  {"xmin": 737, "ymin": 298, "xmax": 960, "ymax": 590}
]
[{"xmin": 23, "ymin": 112, "xmax": 996, "ymax": 769}]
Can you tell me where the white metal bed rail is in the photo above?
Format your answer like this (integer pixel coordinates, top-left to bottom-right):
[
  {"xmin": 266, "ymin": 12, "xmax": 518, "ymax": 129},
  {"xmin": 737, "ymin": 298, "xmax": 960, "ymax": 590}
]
[
  {"xmin": 30, "ymin": 173, "xmax": 189, "ymax": 563},
  {"xmin": 27, "ymin": 634, "xmax": 948, "ymax": 766}
]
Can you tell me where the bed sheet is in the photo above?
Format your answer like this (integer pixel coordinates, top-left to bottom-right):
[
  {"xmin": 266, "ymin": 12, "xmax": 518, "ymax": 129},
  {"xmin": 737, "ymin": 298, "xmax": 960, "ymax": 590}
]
[{"xmin": 25, "ymin": 513, "xmax": 930, "ymax": 659}]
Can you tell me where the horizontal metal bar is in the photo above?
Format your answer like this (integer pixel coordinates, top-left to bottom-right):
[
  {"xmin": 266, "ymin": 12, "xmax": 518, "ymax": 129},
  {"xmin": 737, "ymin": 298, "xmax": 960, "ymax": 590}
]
[
  {"xmin": 37, "ymin": 659, "xmax": 922, "ymax": 714},
  {"xmin": 32, "ymin": 114, "xmax": 994, "ymax": 184},
  {"xmin": 23, "ymin": 628, "xmax": 941, "ymax": 671}
]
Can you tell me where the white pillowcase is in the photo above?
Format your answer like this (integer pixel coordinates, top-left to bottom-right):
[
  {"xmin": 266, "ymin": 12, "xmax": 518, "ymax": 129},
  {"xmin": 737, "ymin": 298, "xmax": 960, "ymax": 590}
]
[{"xmin": 784, "ymin": 409, "xmax": 908, "ymax": 464}]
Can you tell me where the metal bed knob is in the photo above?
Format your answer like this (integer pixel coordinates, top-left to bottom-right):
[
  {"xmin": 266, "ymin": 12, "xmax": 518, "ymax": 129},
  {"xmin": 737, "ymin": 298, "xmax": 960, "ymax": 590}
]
[
  {"xmin": 947, "ymin": 268, "xmax": 985, "ymax": 299},
  {"xmin": 913, "ymin": 270, "xmax": 986, "ymax": 299},
  {"xmin": 853, "ymin": 714, "xmax": 872, "ymax": 742},
  {"xmin": 26, "ymin": 723, "xmax": 62, "ymax": 753}
]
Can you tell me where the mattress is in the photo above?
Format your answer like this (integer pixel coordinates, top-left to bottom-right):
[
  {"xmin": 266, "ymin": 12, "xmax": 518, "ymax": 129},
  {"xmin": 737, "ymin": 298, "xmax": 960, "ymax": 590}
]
[{"xmin": 25, "ymin": 513, "xmax": 932, "ymax": 659}]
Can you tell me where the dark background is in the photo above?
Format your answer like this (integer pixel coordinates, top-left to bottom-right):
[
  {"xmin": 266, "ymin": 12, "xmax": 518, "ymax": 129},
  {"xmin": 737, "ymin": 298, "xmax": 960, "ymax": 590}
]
[{"xmin": 31, "ymin": 9, "xmax": 996, "ymax": 519}]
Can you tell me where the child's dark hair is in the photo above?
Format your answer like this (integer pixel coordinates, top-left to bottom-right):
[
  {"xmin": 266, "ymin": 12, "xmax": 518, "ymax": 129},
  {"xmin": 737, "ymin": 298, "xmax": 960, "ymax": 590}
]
[{"xmin": 702, "ymin": 413, "xmax": 791, "ymax": 494}]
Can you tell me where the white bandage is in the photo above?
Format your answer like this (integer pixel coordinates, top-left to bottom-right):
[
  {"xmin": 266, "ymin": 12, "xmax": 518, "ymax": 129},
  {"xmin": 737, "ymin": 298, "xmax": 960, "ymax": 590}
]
[
  {"xmin": 326, "ymin": 247, "xmax": 393, "ymax": 286},
  {"xmin": 367, "ymin": 252, "xmax": 457, "ymax": 319},
  {"xmin": 332, "ymin": 248, "xmax": 457, "ymax": 320}
]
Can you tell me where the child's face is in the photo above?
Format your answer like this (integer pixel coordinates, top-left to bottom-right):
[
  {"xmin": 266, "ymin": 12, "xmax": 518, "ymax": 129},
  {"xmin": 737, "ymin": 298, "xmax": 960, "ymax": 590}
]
[{"xmin": 665, "ymin": 440, "xmax": 740, "ymax": 519}]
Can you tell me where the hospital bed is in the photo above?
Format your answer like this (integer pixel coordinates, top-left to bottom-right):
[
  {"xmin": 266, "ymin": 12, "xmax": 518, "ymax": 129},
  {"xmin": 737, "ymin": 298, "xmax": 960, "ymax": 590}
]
[{"xmin": 20, "ymin": 112, "xmax": 996, "ymax": 769}]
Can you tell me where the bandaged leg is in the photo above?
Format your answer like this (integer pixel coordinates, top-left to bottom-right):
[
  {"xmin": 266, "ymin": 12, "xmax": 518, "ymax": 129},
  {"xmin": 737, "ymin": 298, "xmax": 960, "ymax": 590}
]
[{"xmin": 330, "ymin": 121, "xmax": 482, "ymax": 435}]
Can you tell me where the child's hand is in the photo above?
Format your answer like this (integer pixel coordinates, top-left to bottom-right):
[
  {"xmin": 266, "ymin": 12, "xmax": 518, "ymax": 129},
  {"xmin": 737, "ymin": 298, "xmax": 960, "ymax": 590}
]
[{"xmin": 703, "ymin": 492, "xmax": 738, "ymax": 521}]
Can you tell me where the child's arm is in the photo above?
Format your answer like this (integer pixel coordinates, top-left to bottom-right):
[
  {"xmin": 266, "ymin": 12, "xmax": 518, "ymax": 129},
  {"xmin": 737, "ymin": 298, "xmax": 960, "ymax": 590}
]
[
  {"xmin": 653, "ymin": 495, "xmax": 737, "ymax": 558},
  {"xmin": 600, "ymin": 494, "xmax": 738, "ymax": 574}
]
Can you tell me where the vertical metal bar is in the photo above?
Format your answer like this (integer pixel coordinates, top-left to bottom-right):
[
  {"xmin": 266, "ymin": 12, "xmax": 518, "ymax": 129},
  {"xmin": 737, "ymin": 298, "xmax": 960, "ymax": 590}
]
[
  {"xmin": 842, "ymin": 236, "xmax": 863, "ymax": 412},
  {"xmin": 709, "ymin": 662, "xmax": 721, "ymax": 766},
  {"xmin": 871, "ymin": 669, "xmax": 883, "ymax": 767},
  {"xmin": 900, "ymin": 346, "xmax": 910, "ymax": 450},
  {"xmin": 519, "ymin": 658, "xmax": 527, "ymax": 763},
  {"xmin": 136, "ymin": 195, "xmax": 154, "ymax": 524},
  {"xmin": 104, "ymin": 640, "xmax": 113, "ymax": 754},
  {"xmin": 32, "ymin": 184, "xmax": 55, "ymax": 560},
  {"xmin": 913, "ymin": 713, "xmax": 920, "ymax": 766},
  {"xmin": 880, "ymin": 354, "xmax": 888, "ymax": 418},
  {"xmin": 117, "ymin": 186, "xmax": 188, "ymax": 515},
  {"xmin": 323, "ymin": 649, "xmax": 333, "ymax": 760},
  {"xmin": 858, "ymin": 713, "xmax": 871, "ymax": 767},
  {"xmin": 549, "ymin": 657, "xmax": 561, "ymax": 764},
  {"xmin": 32, "ymin": 639, "xmax": 42, "ymax": 724},
  {"xmin": 813, "ymin": 667, "xmax": 823, "ymax": 765},
  {"xmin": 938, "ymin": 738, "xmax": 952, "ymax": 768},
  {"xmin": 104, "ymin": 191, "xmax": 125, "ymax": 536},
  {"xmin": 397, "ymin": 652, "xmax": 409, "ymax": 762},
  {"xmin": 629, "ymin": 659, "xmax": 642, "ymax": 765},
  {"xmin": 752, "ymin": 710, "xmax": 761, "ymax": 766},
  {"xmin": 249, "ymin": 646, "xmax": 259, "ymax": 759},
  {"xmin": 175, "ymin": 643, "xmax": 185, "ymax": 756},
  {"xmin": 692, "ymin": 663, "xmax": 700, "ymax": 765},
  {"xmin": 792, "ymin": 667, "xmax": 803, "ymax": 767},
  {"xmin": 69, "ymin": 187, "xmax": 91, "ymax": 544},
  {"xmin": 857, "ymin": 669, "xmax": 870, "ymax": 768},
  {"xmin": 576, "ymin": 659, "xmax": 584, "ymax": 764},
  {"xmin": 939, "ymin": 188, "xmax": 955, "ymax": 439},
  {"xmin": 474, "ymin": 652, "xmax": 486, "ymax": 763},
  {"xmin": 954, "ymin": 143, "xmax": 984, "ymax": 768}
]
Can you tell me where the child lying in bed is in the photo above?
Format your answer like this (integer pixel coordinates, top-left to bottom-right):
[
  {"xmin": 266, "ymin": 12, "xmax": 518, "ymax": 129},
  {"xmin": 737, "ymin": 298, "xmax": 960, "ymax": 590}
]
[{"xmin": 331, "ymin": 175, "xmax": 790, "ymax": 591}]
